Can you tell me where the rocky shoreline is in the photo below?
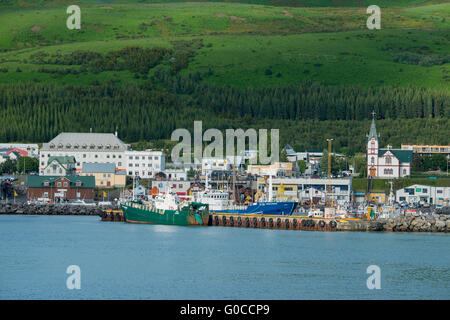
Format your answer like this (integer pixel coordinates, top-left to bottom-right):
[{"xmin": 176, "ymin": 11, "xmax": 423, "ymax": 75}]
[
  {"xmin": 383, "ymin": 213, "xmax": 450, "ymax": 233},
  {"xmin": 0, "ymin": 203, "xmax": 449, "ymax": 233},
  {"xmin": 0, "ymin": 203, "xmax": 104, "ymax": 216}
]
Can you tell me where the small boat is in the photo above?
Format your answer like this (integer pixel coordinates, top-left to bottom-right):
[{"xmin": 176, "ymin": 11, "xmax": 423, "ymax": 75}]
[{"xmin": 121, "ymin": 191, "xmax": 209, "ymax": 226}]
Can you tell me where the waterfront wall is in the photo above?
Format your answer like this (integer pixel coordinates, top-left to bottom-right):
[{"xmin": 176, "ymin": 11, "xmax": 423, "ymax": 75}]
[
  {"xmin": 0, "ymin": 203, "xmax": 103, "ymax": 216},
  {"xmin": 1, "ymin": 203, "xmax": 449, "ymax": 233}
]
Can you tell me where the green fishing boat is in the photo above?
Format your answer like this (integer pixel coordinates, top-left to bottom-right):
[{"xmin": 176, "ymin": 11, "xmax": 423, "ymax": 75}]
[{"xmin": 121, "ymin": 192, "xmax": 210, "ymax": 226}]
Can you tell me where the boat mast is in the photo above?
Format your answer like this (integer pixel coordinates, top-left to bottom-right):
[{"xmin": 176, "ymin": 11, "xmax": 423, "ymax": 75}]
[
  {"xmin": 232, "ymin": 152, "xmax": 236, "ymax": 205},
  {"xmin": 268, "ymin": 168, "xmax": 273, "ymax": 202}
]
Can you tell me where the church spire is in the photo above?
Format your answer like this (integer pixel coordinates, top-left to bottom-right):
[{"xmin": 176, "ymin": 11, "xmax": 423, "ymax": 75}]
[{"xmin": 367, "ymin": 111, "xmax": 378, "ymax": 141}]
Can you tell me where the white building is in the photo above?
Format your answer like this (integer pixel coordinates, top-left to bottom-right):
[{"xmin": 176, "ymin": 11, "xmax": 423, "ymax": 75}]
[
  {"xmin": 39, "ymin": 132, "xmax": 130, "ymax": 175},
  {"xmin": 257, "ymin": 177, "xmax": 352, "ymax": 204},
  {"xmin": 201, "ymin": 156, "xmax": 243, "ymax": 175},
  {"xmin": 164, "ymin": 169, "xmax": 187, "ymax": 181},
  {"xmin": 366, "ymin": 115, "xmax": 412, "ymax": 178},
  {"xmin": 0, "ymin": 153, "xmax": 9, "ymax": 164},
  {"xmin": 42, "ymin": 156, "xmax": 76, "ymax": 176},
  {"xmin": 125, "ymin": 150, "xmax": 165, "ymax": 178},
  {"xmin": 396, "ymin": 184, "xmax": 450, "ymax": 206}
]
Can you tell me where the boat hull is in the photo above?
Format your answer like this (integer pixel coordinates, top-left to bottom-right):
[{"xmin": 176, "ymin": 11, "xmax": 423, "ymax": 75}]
[
  {"xmin": 212, "ymin": 202, "xmax": 298, "ymax": 216},
  {"xmin": 121, "ymin": 202, "xmax": 209, "ymax": 226}
]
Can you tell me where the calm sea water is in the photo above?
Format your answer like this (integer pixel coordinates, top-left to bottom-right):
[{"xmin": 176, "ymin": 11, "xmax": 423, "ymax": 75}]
[{"xmin": 0, "ymin": 215, "xmax": 449, "ymax": 299}]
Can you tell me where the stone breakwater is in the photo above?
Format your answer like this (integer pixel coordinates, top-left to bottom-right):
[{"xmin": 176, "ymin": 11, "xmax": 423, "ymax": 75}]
[
  {"xmin": 383, "ymin": 213, "xmax": 450, "ymax": 232},
  {"xmin": 0, "ymin": 203, "xmax": 103, "ymax": 216}
]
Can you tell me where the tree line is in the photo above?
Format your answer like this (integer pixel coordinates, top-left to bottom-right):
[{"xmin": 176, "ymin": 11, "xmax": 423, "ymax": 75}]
[{"xmin": 0, "ymin": 69, "xmax": 448, "ymax": 155}]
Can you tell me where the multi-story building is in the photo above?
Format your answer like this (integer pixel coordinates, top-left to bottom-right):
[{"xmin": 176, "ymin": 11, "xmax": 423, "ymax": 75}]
[
  {"xmin": 80, "ymin": 162, "xmax": 126, "ymax": 188},
  {"xmin": 401, "ymin": 144, "xmax": 450, "ymax": 158},
  {"xmin": 201, "ymin": 156, "xmax": 244, "ymax": 175},
  {"xmin": 27, "ymin": 176, "xmax": 95, "ymax": 201},
  {"xmin": 257, "ymin": 177, "xmax": 352, "ymax": 204},
  {"xmin": 124, "ymin": 150, "xmax": 165, "ymax": 178},
  {"xmin": 247, "ymin": 162, "xmax": 293, "ymax": 177},
  {"xmin": 164, "ymin": 169, "xmax": 188, "ymax": 181},
  {"xmin": 152, "ymin": 180, "xmax": 191, "ymax": 199},
  {"xmin": 39, "ymin": 132, "xmax": 130, "ymax": 175},
  {"xmin": 396, "ymin": 184, "xmax": 450, "ymax": 206},
  {"xmin": 42, "ymin": 156, "xmax": 76, "ymax": 176}
]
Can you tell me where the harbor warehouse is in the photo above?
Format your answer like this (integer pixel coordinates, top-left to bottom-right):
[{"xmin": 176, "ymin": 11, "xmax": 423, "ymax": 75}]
[{"xmin": 27, "ymin": 176, "xmax": 95, "ymax": 201}]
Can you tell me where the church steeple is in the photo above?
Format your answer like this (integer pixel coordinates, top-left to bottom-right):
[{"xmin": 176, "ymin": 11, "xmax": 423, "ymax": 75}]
[{"xmin": 367, "ymin": 111, "xmax": 379, "ymax": 141}]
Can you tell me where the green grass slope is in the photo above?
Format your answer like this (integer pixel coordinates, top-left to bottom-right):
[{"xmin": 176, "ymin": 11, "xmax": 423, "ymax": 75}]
[{"xmin": 0, "ymin": 2, "xmax": 448, "ymax": 88}]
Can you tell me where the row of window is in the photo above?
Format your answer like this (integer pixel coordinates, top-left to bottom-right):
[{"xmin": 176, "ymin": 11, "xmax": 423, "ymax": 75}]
[
  {"xmin": 128, "ymin": 163, "xmax": 160, "ymax": 168},
  {"xmin": 42, "ymin": 180, "xmax": 82, "ymax": 187},
  {"xmin": 128, "ymin": 156, "xmax": 159, "ymax": 160},
  {"xmin": 49, "ymin": 143, "xmax": 121, "ymax": 150}
]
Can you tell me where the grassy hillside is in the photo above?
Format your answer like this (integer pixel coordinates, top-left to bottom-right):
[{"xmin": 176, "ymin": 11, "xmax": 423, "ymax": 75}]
[
  {"xmin": 0, "ymin": 1, "xmax": 448, "ymax": 149},
  {"xmin": 0, "ymin": 2, "xmax": 449, "ymax": 88}
]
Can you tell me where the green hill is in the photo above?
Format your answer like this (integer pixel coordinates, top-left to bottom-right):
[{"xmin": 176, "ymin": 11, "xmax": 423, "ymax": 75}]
[{"xmin": 0, "ymin": 1, "xmax": 448, "ymax": 150}]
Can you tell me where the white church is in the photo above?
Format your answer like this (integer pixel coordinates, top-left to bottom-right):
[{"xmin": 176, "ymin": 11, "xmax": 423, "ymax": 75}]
[{"xmin": 366, "ymin": 114, "xmax": 413, "ymax": 179}]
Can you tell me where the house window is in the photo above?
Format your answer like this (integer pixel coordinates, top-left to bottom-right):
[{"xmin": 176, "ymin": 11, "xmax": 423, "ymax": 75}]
[
  {"xmin": 75, "ymin": 181, "xmax": 82, "ymax": 187},
  {"xmin": 386, "ymin": 156, "xmax": 392, "ymax": 164},
  {"xmin": 57, "ymin": 182, "xmax": 61, "ymax": 187},
  {"xmin": 63, "ymin": 182, "xmax": 68, "ymax": 187},
  {"xmin": 118, "ymin": 162, "xmax": 122, "ymax": 166},
  {"xmin": 403, "ymin": 169, "xmax": 406, "ymax": 175},
  {"xmin": 43, "ymin": 181, "xmax": 49, "ymax": 186},
  {"xmin": 43, "ymin": 192, "xmax": 49, "ymax": 197}
]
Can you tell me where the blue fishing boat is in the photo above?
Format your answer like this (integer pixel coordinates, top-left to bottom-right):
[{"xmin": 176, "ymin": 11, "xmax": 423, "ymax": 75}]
[{"xmin": 211, "ymin": 202, "xmax": 298, "ymax": 216}]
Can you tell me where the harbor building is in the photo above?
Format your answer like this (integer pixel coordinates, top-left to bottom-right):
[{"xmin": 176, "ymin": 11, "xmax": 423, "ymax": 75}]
[
  {"xmin": 247, "ymin": 162, "xmax": 293, "ymax": 177},
  {"xmin": 41, "ymin": 156, "xmax": 76, "ymax": 176},
  {"xmin": 39, "ymin": 132, "xmax": 130, "ymax": 175},
  {"xmin": 366, "ymin": 115, "xmax": 412, "ymax": 179},
  {"xmin": 27, "ymin": 176, "xmax": 95, "ymax": 201},
  {"xmin": 124, "ymin": 150, "xmax": 165, "ymax": 178},
  {"xmin": 164, "ymin": 169, "xmax": 188, "ymax": 181},
  {"xmin": 201, "ymin": 156, "xmax": 244, "ymax": 175},
  {"xmin": 257, "ymin": 177, "xmax": 352, "ymax": 204},
  {"xmin": 152, "ymin": 180, "xmax": 191, "ymax": 199},
  {"xmin": 80, "ymin": 163, "xmax": 126, "ymax": 188},
  {"xmin": 401, "ymin": 144, "xmax": 450, "ymax": 158},
  {"xmin": 396, "ymin": 184, "xmax": 450, "ymax": 206}
]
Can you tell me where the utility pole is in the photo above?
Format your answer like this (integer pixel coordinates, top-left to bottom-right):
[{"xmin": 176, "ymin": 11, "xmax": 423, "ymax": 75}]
[{"xmin": 326, "ymin": 139, "xmax": 334, "ymax": 205}]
